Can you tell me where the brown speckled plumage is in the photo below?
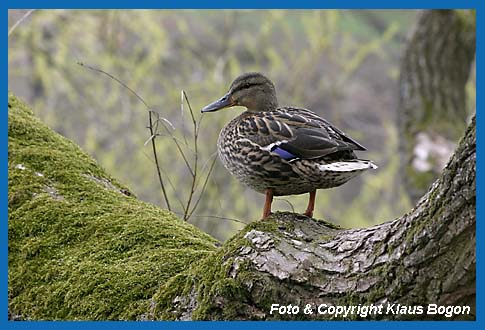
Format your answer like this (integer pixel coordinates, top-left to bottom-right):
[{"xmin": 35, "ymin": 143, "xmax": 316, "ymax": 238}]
[{"xmin": 201, "ymin": 72, "xmax": 377, "ymax": 218}]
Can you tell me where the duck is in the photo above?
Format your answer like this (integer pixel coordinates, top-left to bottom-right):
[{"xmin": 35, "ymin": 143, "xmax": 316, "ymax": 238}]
[{"xmin": 201, "ymin": 72, "xmax": 377, "ymax": 219}]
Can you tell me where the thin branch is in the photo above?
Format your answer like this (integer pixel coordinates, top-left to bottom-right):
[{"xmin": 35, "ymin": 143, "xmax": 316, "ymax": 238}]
[
  {"xmin": 149, "ymin": 110, "xmax": 193, "ymax": 173},
  {"xmin": 77, "ymin": 62, "xmax": 172, "ymax": 211},
  {"xmin": 140, "ymin": 150, "xmax": 186, "ymax": 211},
  {"xmin": 180, "ymin": 90, "xmax": 189, "ymax": 145},
  {"xmin": 78, "ymin": 62, "xmax": 150, "ymax": 109},
  {"xmin": 149, "ymin": 111, "xmax": 172, "ymax": 211},
  {"xmin": 143, "ymin": 134, "xmax": 157, "ymax": 147},
  {"xmin": 192, "ymin": 151, "xmax": 218, "ymax": 195},
  {"xmin": 188, "ymin": 155, "xmax": 218, "ymax": 219},
  {"xmin": 145, "ymin": 133, "xmax": 196, "ymax": 156},
  {"xmin": 154, "ymin": 115, "xmax": 176, "ymax": 131},
  {"xmin": 78, "ymin": 63, "xmax": 219, "ymax": 222},
  {"xmin": 198, "ymin": 151, "xmax": 219, "ymax": 175},
  {"xmin": 8, "ymin": 10, "xmax": 35, "ymax": 37},
  {"xmin": 182, "ymin": 90, "xmax": 199, "ymax": 221},
  {"xmin": 186, "ymin": 214, "xmax": 248, "ymax": 226},
  {"xmin": 183, "ymin": 90, "xmax": 197, "ymax": 128},
  {"xmin": 276, "ymin": 198, "xmax": 295, "ymax": 213}
]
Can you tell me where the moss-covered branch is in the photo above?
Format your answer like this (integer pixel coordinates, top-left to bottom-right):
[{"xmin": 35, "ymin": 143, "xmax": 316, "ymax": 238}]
[
  {"xmin": 152, "ymin": 117, "xmax": 476, "ymax": 320},
  {"xmin": 8, "ymin": 93, "xmax": 218, "ymax": 320}
]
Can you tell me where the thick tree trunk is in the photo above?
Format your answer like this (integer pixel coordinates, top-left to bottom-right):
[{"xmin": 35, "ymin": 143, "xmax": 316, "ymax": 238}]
[
  {"xmin": 153, "ymin": 116, "xmax": 475, "ymax": 320},
  {"xmin": 398, "ymin": 9, "xmax": 475, "ymax": 204}
]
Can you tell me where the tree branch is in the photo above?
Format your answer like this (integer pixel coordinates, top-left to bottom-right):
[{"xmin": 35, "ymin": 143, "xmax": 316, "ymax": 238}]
[{"xmin": 154, "ymin": 116, "xmax": 475, "ymax": 320}]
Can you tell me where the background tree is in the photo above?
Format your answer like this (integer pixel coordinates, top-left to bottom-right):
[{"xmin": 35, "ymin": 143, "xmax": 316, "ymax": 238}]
[{"xmin": 398, "ymin": 9, "xmax": 475, "ymax": 203}]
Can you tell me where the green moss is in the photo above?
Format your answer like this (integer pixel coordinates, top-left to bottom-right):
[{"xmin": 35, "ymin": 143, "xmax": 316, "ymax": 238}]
[
  {"xmin": 314, "ymin": 217, "xmax": 343, "ymax": 230},
  {"xmin": 152, "ymin": 225, "xmax": 255, "ymax": 320},
  {"xmin": 455, "ymin": 9, "xmax": 475, "ymax": 33},
  {"xmin": 8, "ymin": 92, "xmax": 218, "ymax": 320}
]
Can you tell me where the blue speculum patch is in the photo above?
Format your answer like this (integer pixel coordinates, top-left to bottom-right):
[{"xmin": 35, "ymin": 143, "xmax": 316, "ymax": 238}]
[{"xmin": 271, "ymin": 146, "xmax": 298, "ymax": 161}]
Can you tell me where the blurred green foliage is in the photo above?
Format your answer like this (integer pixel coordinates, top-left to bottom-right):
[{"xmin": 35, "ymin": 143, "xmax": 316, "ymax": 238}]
[{"xmin": 9, "ymin": 10, "xmax": 422, "ymax": 240}]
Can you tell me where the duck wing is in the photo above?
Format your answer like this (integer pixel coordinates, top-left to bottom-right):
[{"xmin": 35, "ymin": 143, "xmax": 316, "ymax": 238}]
[{"xmin": 240, "ymin": 107, "xmax": 366, "ymax": 160}]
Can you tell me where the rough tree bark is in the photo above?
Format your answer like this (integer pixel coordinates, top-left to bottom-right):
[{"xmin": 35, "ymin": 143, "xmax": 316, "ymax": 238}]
[
  {"xmin": 153, "ymin": 116, "xmax": 475, "ymax": 320},
  {"xmin": 398, "ymin": 9, "xmax": 475, "ymax": 204}
]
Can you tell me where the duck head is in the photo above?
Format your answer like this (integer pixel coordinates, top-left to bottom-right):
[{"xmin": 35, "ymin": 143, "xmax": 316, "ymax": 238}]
[{"xmin": 201, "ymin": 72, "xmax": 278, "ymax": 113}]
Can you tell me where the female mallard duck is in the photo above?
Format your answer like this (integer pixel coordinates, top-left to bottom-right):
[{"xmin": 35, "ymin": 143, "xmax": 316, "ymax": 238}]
[{"xmin": 201, "ymin": 72, "xmax": 377, "ymax": 219}]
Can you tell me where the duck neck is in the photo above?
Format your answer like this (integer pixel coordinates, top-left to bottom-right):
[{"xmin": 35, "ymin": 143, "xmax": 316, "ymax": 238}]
[{"xmin": 247, "ymin": 96, "xmax": 278, "ymax": 112}]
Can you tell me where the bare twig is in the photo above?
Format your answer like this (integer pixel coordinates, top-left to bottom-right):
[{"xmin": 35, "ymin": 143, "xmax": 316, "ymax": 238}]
[
  {"xmin": 181, "ymin": 90, "xmax": 199, "ymax": 221},
  {"xmin": 180, "ymin": 91, "xmax": 189, "ymax": 145},
  {"xmin": 186, "ymin": 214, "xmax": 248, "ymax": 226},
  {"xmin": 148, "ymin": 111, "xmax": 172, "ymax": 211},
  {"xmin": 188, "ymin": 155, "xmax": 218, "ymax": 220},
  {"xmin": 8, "ymin": 9, "xmax": 35, "ymax": 37},
  {"xmin": 78, "ymin": 63, "xmax": 222, "ymax": 224},
  {"xmin": 77, "ymin": 62, "xmax": 172, "ymax": 211},
  {"xmin": 276, "ymin": 198, "xmax": 295, "ymax": 213},
  {"xmin": 150, "ymin": 109, "xmax": 194, "ymax": 177},
  {"xmin": 78, "ymin": 62, "xmax": 150, "ymax": 109},
  {"xmin": 145, "ymin": 133, "xmax": 196, "ymax": 155},
  {"xmin": 140, "ymin": 149, "xmax": 186, "ymax": 211}
]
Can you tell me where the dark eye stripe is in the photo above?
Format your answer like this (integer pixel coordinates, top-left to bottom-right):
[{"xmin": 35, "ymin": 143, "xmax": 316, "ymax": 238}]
[{"xmin": 232, "ymin": 82, "xmax": 264, "ymax": 93}]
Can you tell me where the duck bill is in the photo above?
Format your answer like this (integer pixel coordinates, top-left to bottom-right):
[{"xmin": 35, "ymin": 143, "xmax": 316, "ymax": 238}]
[{"xmin": 201, "ymin": 93, "xmax": 234, "ymax": 113}]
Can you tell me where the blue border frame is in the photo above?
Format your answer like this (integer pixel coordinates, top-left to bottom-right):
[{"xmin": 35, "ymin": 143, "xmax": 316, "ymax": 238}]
[
  {"xmin": 4, "ymin": 1, "xmax": 480, "ymax": 329},
  {"xmin": 2, "ymin": 0, "xmax": 481, "ymax": 9}
]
